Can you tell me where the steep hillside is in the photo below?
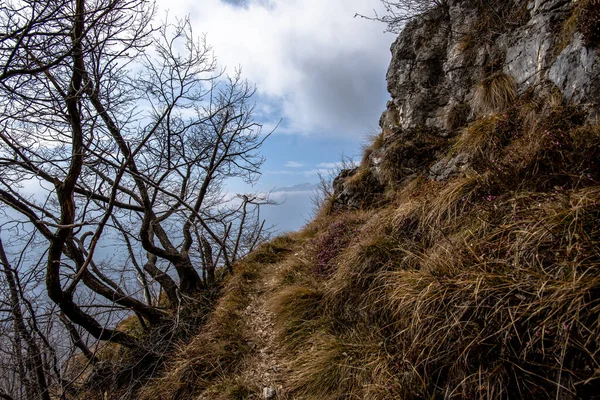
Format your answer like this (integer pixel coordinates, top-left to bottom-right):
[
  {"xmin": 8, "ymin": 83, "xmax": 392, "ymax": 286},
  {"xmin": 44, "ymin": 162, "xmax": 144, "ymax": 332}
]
[{"xmin": 137, "ymin": 0, "xmax": 600, "ymax": 399}]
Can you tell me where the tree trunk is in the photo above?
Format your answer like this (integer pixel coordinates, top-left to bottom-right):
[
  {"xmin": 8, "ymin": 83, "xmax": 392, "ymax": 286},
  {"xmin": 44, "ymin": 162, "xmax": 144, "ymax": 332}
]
[
  {"xmin": 0, "ymin": 239, "xmax": 51, "ymax": 400},
  {"xmin": 201, "ymin": 236, "xmax": 216, "ymax": 287}
]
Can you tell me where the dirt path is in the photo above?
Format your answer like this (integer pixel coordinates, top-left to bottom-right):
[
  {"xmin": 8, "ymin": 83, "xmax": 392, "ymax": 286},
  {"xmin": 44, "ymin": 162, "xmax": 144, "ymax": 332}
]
[{"xmin": 239, "ymin": 260, "xmax": 290, "ymax": 399}]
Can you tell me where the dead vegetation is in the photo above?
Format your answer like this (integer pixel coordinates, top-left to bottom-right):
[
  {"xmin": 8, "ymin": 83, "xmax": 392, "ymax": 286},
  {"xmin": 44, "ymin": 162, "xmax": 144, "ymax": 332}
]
[
  {"xmin": 137, "ymin": 236, "xmax": 294, "ymax": 400},
  {"xmin": 473, "ymin": 72, "xmax": 517, "ymax": 115},
  {"xmin": 376, "ymin": 127, "xmax": 448, "ymax": 187},
  {"xmin": 261, "ymin": 98, "xmax": 600, "ymax": 399},
  {"xmin": 554, "ymin": 0, "xmax": 600, "ymax": 54},
  {"xmin": 106, "ymin": 83, "xmax": 600, "ymax": 400}
]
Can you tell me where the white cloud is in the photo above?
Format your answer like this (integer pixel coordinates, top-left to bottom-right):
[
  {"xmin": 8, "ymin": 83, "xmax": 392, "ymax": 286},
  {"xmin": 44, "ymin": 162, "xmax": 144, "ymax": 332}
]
[
  {"xmin": 266, "ymin": 168, "xmax": 330, "ymax": 177},
  {"xmin": 284, "ymin": 161, "xmax": 304, "ymax": 168},
  {"xmin": 155, "ymin": 0, "xmax": 394, "ymax": 137},
  {"xmin": 316, "ymin": 162, "xmax": 340, "ymax": 169}
]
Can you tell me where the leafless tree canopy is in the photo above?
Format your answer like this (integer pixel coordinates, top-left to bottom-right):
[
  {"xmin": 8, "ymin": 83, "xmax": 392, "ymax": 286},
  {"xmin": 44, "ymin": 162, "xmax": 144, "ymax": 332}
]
[
  {"xmin": 358, "ymin": 0, "xmax": 447, "ymax": 32},
  {"xmin": 0, "ymin": 0, "xmax": 273, "ymax": 397}
]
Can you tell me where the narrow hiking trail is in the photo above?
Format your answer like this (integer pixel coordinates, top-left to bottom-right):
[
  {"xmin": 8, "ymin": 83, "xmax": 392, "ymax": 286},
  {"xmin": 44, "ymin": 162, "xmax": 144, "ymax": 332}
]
[
  {"xmin": 239, "ymin": 260, "xmax": 290, "ymax": 399},
  {"xmin": 194, "ymin": 244, "xmax": 300, "ymax": 400}
]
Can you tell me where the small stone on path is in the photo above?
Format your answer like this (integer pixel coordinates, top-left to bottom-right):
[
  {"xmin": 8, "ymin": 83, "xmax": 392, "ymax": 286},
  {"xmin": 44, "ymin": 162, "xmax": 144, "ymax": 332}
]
[{"xmin": 263, "ymin": 387, "xmax": 276, "ymax": 399}]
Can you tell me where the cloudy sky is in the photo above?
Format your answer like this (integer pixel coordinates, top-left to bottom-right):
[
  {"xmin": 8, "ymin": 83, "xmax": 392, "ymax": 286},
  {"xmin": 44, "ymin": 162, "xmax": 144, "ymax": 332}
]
[{"xmin": 156, "ymin": 0, "xmax": 396, "ymax": 230}]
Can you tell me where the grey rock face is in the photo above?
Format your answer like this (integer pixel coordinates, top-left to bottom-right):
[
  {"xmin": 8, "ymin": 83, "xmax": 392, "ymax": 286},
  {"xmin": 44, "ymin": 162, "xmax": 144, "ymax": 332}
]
[
  {"xmin": 334, "ymin": 0, "xmax": 599, "ymax": 208},
  {"xmin": 549, "ymin": 35, "xmax": 600, "ymax": 106},
  {"xmin": 386, "ymin": 6, "xmax": 453, "ymax": 131},
  {"xmin": 383, "ymin": 0, "xmax": 599, "ymax": 134},
  {"xmin": 429, "ymin": 152, "xmax": 471, "ymax": 181}
]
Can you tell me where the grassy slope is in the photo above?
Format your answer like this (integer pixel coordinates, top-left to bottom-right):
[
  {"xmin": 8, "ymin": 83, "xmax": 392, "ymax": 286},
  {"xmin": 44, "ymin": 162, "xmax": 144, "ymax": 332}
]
[
  {"xmin": 138, "ymin": 95, "xmax": 600, "ymax": 399},
  {"xmin": 126, "ymin": 4, "xmax": 600, "ymax": 398},
  {"xmin": 137, "ymin": 236, "xmax": 296, "ymax": 399},
  {"xmin": 136, "ymin": 6, "xmax": 600, "ymax": 396}
]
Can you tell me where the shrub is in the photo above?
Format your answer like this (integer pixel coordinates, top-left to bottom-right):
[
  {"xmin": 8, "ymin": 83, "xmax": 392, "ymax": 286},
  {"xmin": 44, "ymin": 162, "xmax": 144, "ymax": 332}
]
[{"xmin": 313, "ymin": 218, "xmax": 360, "ymax": 275}]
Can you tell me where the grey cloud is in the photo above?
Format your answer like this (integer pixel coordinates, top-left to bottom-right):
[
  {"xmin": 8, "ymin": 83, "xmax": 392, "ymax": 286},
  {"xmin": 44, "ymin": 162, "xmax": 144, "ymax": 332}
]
[
  {"xmin": 283, "ymin": 46, "xmax": 391, "ymax": 135},
  {"xmin": 220, "ymin": 0, "xmax": 248, "ymax": 7}
]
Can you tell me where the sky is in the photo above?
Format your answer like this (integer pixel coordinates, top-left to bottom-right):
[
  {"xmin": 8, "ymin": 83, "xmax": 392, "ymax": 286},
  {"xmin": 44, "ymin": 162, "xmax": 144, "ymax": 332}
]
[{"xmin": 156, "ymin": 0, "xmax": 396, "ymax": 231}]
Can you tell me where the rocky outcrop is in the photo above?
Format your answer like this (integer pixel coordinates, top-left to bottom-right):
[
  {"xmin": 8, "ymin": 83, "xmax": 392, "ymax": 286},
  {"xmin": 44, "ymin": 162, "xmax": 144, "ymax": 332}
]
[
  {"xmin": 383, "ymin": 0, "xmax": 599, "ymax": 134},
  {"xmin": 429, "ymin": 152, "xmax": 471, "ymax": 181},
  {"xmin": 333, "ymin": 0, "xmax": 599, "ymax": 208}
]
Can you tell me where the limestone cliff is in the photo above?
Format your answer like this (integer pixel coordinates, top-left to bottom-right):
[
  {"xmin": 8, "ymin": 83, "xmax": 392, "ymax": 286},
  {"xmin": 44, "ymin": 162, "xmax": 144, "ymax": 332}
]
[
  {"xmin": 383, "ymin": 0, "xmax": 599, "ymax": 133},
  {"xmin": 335, "ymin": 0, "xmax": 599, "ymax": 207}
]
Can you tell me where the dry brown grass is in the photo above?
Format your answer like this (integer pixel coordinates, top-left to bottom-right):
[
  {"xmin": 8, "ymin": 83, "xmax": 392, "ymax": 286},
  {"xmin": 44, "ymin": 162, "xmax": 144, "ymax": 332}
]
[
  {"xmin": 343, "ymin": 166, "xmax": 372, "ymax": 192},
  {"xmin": 374, "ymin": 186, "xmax": 600, "ymax": 398},
  {"xmin": 130, "ymin": 94, "xmax": 600, "ymax": 399},
  {"xmin": 137, "ymin": 236, "xmax": 294, "ymax": 400},
  {"xmin": 451, "ymin": 112, "xmax": 521, "ymax": 170},
  {"xmin": 269, "ymin": 284, "xmax": 324, "ymax": 353},
  {"xmin": 376, "ymin": 128, "xmax": 449, "ymax": 188},
  {"xmin": 473, "ymin": 72, "xmax": 517, "ymax": 115},
  {"xmin": 362, "ymin": 131, "xmax": 386, "ymax": 165},
  {"xmin": 280, "ymin": 185, "xmax": 600, "ymax": 397},
  {"xmin": 262, "ymin": 100, "xmax": 600, "ymax": 399},
  {"xmin": 286, "ymin": 328, "xmax": 393, "ymax": 400}
]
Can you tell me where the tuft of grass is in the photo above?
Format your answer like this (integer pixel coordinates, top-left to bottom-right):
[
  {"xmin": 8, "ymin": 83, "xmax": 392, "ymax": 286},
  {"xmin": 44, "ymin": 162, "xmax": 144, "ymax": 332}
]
[
  {"xmin": 324, "ymin": 220, "xmax": 400, "ymax": 324},
  {"xmin": 362, "ymin": 131, "xmax": 386, "ymax": 165},
  {"xmin": 473, "ymin": 72, "xmax": 517, "ymax": 115},
  {"xmin": 452, "ymin": 112, "xmax": 519, "ymax": 167},
  {"xmin": 269, "ymin": 285, "xmax": 325, "ymax": 353},
  {"xmin": 287, "ymin": 330, "xmax": 391, "ymax": 400},
  {"xmin": 417, "ymin": 174, "xmax": 482, "ymax": 239},
  {"xmin": 344, "ymin": 166, "xmax": 372, "ymax": 191}
]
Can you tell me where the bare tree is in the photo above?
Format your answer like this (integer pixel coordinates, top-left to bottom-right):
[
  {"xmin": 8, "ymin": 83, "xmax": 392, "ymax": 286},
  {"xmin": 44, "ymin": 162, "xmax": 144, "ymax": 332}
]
[
  {"xmin": 0, "ymin": 0, "xmax": 272, "ymax": 365},
  {"xmin": 0, "ymin": 230, "xmax": 71, "ymax": 400},
  {"xmin": 357, "ymin": 0, "xmax": 447, "ymax": 32}
]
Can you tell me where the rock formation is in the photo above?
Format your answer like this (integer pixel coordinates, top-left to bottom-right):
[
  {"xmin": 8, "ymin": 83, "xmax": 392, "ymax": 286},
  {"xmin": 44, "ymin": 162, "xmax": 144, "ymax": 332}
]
[{"xmin": 334, "ymin": 0, "xmax": 599, "ymax": 206}]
